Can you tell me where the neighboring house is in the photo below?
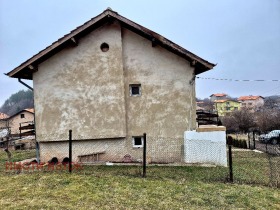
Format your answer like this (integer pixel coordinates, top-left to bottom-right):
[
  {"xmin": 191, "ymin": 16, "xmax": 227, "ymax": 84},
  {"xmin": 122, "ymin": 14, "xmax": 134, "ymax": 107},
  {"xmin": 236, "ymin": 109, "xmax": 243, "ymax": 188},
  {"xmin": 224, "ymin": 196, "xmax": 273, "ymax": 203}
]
[
  {"xmin": 238, "ymin": 96, "xmax": 264, "ymax": 111},
  {"xmin": 1, "ymin": 110, "xmax": 34, "ymax": 148},
  {"xmin": 214, "ymin": 100, "xmax": 241, "ymax": 116},
  {"xmin": 210, "ymin": 93, "xmax": 228, "ymax": 102},
  {"xmin": 8, "ymin": 108, "xmax": 34, "ymax": 135},
  {"xmin": 6, "ymin": 9, "xmax": 215, "ymax": 163}
]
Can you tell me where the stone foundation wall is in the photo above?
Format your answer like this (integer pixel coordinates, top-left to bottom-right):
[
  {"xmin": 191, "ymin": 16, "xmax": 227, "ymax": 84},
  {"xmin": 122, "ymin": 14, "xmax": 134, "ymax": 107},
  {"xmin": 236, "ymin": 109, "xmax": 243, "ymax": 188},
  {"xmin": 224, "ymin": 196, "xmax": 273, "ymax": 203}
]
[{"xmin": 39, "ymin": 136, "xmax": 183, "ymax": 163}]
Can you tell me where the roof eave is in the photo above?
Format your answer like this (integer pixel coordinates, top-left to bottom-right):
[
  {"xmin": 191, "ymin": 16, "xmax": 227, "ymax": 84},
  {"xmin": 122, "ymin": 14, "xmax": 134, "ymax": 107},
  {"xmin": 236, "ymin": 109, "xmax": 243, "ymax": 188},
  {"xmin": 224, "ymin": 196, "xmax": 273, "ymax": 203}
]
[{"xmin": 6, "ymin": 9, "xmax": 215, "ymax": 79}]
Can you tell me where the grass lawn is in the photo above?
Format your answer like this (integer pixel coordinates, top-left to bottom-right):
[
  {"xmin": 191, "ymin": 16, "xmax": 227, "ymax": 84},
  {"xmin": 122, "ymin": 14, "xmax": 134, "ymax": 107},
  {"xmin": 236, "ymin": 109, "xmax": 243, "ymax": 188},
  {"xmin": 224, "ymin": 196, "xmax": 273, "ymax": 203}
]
[{"xmin": 0, "ymin": 150, "xmax": 279, "ymax": 209}]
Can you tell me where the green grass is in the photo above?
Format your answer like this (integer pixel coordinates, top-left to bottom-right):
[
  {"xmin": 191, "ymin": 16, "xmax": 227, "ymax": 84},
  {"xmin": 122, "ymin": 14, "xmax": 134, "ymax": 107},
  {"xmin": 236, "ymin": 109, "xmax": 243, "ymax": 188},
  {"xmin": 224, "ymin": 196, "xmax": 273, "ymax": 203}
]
[{"xmin": 0, "ymin": 150, "xmax": 279, "ymax": 209}]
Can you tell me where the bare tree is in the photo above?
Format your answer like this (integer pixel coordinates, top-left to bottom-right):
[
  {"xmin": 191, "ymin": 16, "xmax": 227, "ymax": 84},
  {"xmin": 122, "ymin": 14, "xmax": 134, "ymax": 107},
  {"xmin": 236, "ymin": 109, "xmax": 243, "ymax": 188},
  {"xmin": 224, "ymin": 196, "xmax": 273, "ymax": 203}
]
[
  {"xmin": 220, "ymin": 115, "xmax": 238, "ymax": 132},
  {"xmin": 221, "ymin": 108, "xmax": 256, "ymax": 133},
  {"xmin": 201, "ymin": 98, "xmax": 215, "ymax": 112},
  {"xmin": 255, "ymin": 107, "xmax": 280, "ymax": 133}
]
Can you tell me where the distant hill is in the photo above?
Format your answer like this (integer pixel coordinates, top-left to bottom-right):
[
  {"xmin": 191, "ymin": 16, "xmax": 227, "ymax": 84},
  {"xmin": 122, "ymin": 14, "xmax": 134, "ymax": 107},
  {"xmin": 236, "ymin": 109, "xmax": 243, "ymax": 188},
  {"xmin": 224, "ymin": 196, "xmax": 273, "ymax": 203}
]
[{"xmin": 0, "ymin": 90, "xmax": 34, "ymax": 116}]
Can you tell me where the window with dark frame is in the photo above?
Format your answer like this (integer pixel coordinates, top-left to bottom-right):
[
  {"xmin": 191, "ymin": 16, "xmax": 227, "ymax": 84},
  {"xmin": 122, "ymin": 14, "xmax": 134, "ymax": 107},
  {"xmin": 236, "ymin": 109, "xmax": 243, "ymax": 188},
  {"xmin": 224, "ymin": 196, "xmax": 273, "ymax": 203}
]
[
  {"xmin": 132, "ymin": 136, "xmax": 143, "ymax": 147},
  {"xmin": 20, "ymin": 114, "xmax": 25, "ymax": 118},
  {"xmin": 130, "ymin": 84, "xmax": 141, "ymax": 96}
]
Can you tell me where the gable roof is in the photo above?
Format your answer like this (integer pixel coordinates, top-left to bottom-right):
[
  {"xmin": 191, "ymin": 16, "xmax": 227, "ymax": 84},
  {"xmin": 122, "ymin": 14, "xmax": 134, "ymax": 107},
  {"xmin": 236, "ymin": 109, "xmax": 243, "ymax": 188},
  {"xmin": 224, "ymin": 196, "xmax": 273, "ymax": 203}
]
[
  {"xmin": 210, "ymin": 93, "xmax": 227, "ymax": 97},
  {"xmin": 8, "ymin": 108, "xmax": 34, "ymax": 119},
  {"xmin": 24, "ymin": 108, "xmax": 34, "ymax": 113},
  {"xmin": 0, "ymin": 112, "xmax": 9, "ymax": 120},
  {"xmin": 238, "ymin": 96, "xmax": 264, "ymax": 101},
  {"xmin": 6, "ymin": 8, "xmax": 215, "ymax": 80}
]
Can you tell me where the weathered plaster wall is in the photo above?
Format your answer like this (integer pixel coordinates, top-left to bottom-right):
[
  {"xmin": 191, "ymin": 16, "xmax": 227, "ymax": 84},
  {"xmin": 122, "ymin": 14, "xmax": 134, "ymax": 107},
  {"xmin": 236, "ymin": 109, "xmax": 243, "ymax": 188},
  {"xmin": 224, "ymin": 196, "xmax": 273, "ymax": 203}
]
[
  {"xmin": 122, "ymin": 29, "xmax": 196, "ymax": 139},
  {"xmin": 35, "ymin": 24, "xmax": 197, "ymax": 163},
  {"xmin": 33, "ymin": 22, "xmax": 126, "ymax": 141},
  {"xmin": 121, "ymin": 29, "xmax": 196, "ymax": 162},
  {"xmin": 240, "ymin": 98, "xmax": 264, "ymax": 110}
]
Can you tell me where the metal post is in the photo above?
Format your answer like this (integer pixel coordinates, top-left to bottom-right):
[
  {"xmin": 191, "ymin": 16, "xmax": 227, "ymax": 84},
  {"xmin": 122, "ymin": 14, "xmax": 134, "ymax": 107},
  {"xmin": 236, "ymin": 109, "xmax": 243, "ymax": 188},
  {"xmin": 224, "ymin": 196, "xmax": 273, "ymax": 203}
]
[
  {"xmin": 248, "ymin": 133, "xmax": 251, "ymax": 149},
  {"xmin": 253, "ymin": 131, "xmax": 256, "ymax": 149},
  {"xmin": 36, "ymin": 142, "xmax": 40, "ymax": 163},
  {"xmin": 227, "ymin": 136, "xmax": 233, "ymax": 182},
  {"xmin": 143, "ymin": 133, "xmax": 146, "ymax": 178},
  {"xmin": 69, "ymin": 130, "xmax": 72, "ymax": 173},
  {"xmin": 19, "ymin": 123, "xmax": 22, "ymax": 139}
]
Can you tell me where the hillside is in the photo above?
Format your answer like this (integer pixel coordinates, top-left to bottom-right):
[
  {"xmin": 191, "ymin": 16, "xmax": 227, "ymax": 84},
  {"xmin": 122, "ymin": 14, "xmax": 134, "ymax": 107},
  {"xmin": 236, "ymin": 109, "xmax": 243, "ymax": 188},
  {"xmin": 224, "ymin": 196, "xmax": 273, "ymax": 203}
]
[{"xmin": 0, "ymin": 90, "xmax": 34, "ymax": 116}]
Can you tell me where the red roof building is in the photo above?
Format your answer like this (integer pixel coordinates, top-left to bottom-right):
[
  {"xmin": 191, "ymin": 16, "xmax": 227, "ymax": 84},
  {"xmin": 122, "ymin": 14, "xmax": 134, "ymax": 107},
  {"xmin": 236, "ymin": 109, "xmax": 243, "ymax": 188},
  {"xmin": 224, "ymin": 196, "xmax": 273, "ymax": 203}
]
[{"xmin": 238, "ymin": 95, "xmax": 264, "ymax": 111}]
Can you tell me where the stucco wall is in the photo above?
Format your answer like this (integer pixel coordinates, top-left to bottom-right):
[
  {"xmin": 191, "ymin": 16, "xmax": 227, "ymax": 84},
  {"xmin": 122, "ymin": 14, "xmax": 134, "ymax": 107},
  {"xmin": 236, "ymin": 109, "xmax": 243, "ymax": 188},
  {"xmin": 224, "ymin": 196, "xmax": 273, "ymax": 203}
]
[
  {"xmin": 34, "ymin": 22, "xmax": 197, "ymax": 163},
  {"xmin": 120, "ymin": 29, "xmax": 195, "ymax": 162},
  {"xmin": 240, "ymin": 98, "xmax": 264, "ymax": 110},
  {"xmin": 122, "ymin": 28, "xmax": 196, "ymax": 138},
  {"xmin": 33, "ymin": 22, "xmax": 126, "ymax": 141}
]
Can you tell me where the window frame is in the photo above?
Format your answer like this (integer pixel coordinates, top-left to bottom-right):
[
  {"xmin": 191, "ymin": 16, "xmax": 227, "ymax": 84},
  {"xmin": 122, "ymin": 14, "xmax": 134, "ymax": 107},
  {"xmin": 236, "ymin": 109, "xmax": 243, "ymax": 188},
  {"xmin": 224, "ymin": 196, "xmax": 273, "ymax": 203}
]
[
  {"xmin": 132, "ymin": 136, "xmax": 143, "ymax": 148},
  {"xmin": 129, "ymin": 84, "xmax": 141, "ymax": 96}
]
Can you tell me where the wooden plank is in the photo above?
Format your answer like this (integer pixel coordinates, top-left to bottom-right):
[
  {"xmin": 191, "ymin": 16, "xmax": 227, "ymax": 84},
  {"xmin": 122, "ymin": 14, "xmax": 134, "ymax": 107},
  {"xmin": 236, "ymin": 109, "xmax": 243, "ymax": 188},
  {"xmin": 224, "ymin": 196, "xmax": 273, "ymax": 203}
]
[
  {"xmin": 20, "ymin": 130, "xmax": 35, "ymax": 136},
  {"xmin": 196, "ymin": 126, "xmax": 226, "ymax": 132},
  {"xmin": 19, "ymin": 124, "xmax": 34, "ymax": 130}
]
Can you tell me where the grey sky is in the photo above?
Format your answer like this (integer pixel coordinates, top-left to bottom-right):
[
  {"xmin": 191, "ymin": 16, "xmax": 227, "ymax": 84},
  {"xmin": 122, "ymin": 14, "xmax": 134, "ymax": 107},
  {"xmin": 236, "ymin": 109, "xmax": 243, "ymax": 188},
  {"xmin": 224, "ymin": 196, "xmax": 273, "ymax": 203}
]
[{"xmin": 0, "ymin": 0, "xmax": 280, "ymax": 106}]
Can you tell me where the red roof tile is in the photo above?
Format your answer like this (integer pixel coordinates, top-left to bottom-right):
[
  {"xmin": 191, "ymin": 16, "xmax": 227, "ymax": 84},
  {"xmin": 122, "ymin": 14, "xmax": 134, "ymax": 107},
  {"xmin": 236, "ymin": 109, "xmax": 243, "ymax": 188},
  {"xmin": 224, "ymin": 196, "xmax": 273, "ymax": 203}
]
[
  {"xmin": 238, "ymin": 96, "xmax": 263, "ymax": 101},
  {"xmin": 210, "ymin": 93, "xmax": 227, "ymax": 97},
  {"xmin": 24, "ymin": 108, "xmax": 34, "ymax": 113}
]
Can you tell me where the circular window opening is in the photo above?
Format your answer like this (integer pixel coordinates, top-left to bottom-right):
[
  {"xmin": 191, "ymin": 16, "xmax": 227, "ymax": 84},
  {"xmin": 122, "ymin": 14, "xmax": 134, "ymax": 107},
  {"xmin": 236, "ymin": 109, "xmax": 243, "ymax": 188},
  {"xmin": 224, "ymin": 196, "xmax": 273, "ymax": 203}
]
[{"xmin": 100, "ymin": 43, "xmax": 109, "ymax": 52}]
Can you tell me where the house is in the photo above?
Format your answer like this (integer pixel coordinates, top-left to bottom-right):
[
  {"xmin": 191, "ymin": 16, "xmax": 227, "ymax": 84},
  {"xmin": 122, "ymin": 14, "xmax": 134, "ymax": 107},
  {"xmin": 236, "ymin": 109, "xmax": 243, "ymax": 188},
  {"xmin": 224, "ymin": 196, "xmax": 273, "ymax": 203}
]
[
  {"xmin": 0, "ymin": 109, "xmax": 34, "ymax": 148},
  {"xmin": 213, "ymin": 100, "xmax": 241, "ymax": 116},
  {"xmin": 8, "ymin": 108, "xmax": 35, "ymax": 135},
  {"xmin": 238, "ymin": 96, "xmax": 264, "ymax": 111},
  {"xmin": 210, "ymin": 93, "xmax": 228, "ymax": 102},
  {"xmin": 6, "ymin": 8, "xmax": 215, "ymax": 163}
]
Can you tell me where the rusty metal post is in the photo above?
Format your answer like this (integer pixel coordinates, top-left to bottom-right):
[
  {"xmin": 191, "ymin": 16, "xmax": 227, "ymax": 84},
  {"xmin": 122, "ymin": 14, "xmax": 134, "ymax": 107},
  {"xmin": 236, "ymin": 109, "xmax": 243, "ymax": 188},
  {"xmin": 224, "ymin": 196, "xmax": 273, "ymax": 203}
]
[
  {"xmin": 143, "ymin": 133, "xmax": 146, "ymax": 178},
  {"xmin": 69, "ymin": 130, "xmax": 72, "ymax": 173}
]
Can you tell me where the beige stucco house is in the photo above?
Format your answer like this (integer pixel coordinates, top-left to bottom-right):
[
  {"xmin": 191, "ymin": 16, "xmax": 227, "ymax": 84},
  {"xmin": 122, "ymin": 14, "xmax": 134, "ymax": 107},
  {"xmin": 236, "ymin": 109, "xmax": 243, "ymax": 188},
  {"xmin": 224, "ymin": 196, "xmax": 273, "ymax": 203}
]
[
  {"xmin": 0, "ymin": 109, "xmax": 34, "ymax": 135},
  {"xmin": 8, "ymin": 108, "xmax": 34, "ymax": 135},
  {"xmin": 238, "ymin": 96, "xmax": 264, "ymax": 111},
  {"xmin": 6, "ymin": 9, "xmax": 215, "ymax": 163}
]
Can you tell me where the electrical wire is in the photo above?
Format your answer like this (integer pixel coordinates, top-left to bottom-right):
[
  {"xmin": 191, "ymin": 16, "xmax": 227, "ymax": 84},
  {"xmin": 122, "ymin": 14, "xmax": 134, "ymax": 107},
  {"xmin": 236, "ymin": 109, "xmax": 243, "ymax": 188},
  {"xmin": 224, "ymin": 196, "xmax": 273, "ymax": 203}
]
[{"xmin": 196, "ymin": 77, "xmax": 280, "ymax": 82}]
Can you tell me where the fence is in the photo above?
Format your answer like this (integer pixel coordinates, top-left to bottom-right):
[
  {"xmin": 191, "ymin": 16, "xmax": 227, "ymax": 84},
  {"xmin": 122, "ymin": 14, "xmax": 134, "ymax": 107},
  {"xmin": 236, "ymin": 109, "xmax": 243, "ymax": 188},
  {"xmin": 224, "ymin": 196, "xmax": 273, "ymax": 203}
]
[
  {"xmin": 0, "ymin": 131, "xmax": 279, "ymax": 188},
  {"xmin": 227, "ymin": 135, "xmax": 280, "ymax": 187}
]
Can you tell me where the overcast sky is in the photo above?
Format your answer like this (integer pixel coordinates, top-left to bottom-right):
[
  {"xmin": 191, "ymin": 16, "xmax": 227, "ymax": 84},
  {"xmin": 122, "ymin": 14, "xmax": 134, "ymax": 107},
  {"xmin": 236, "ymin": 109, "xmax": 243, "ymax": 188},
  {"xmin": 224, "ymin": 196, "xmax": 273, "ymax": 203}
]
[{"xmin": 1, "ymin": 0, "xmax": 280, "ymax": 106}]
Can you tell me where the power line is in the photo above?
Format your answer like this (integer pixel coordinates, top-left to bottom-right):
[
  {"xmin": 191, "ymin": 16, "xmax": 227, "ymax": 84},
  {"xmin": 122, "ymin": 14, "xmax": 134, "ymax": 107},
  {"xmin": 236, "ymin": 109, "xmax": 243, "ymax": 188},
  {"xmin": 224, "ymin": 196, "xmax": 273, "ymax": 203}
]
[{"xmin": 196, "ymin": 77, "xmax": 280, "ymax": 82}]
